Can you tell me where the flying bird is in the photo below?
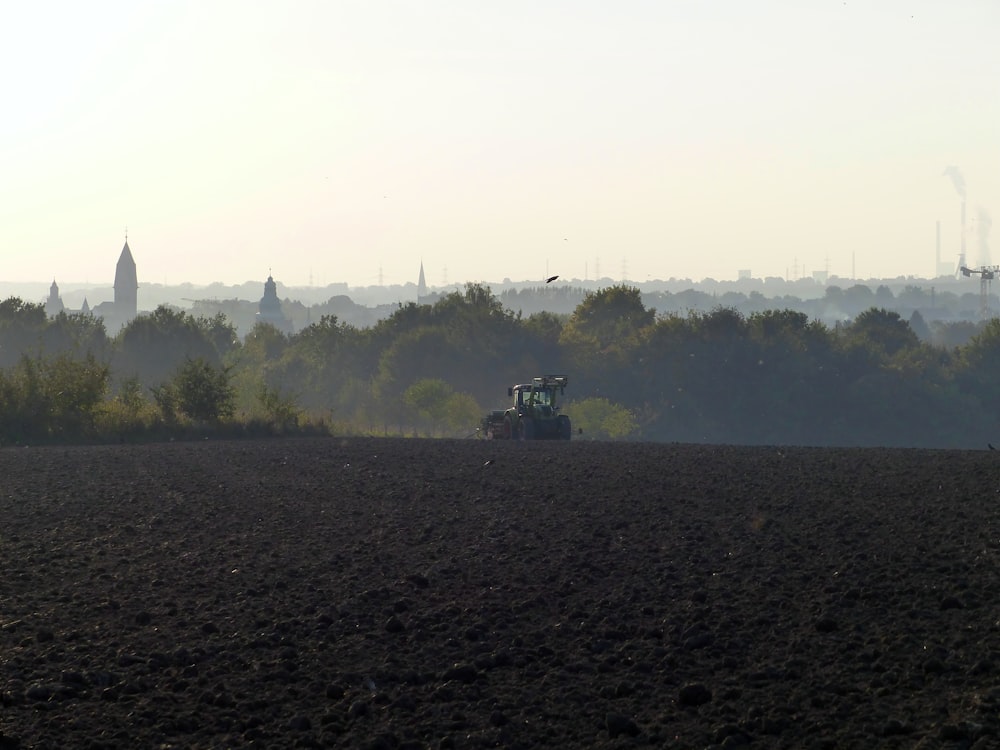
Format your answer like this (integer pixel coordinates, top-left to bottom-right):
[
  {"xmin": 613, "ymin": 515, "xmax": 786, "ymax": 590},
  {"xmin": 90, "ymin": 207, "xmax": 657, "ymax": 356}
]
[
  {"xmin": 546, "ymin": 275, "xmax": 559, "ymax": 284},
  {"xmin": 989, "ymin": 443, "xmax": 996, "ymax": 451}
]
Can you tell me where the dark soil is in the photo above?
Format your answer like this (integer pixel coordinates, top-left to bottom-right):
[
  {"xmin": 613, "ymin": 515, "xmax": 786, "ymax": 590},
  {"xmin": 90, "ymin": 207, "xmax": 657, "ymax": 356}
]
[{"xmin": 2, "ymin": 437, "xmax": 1000, "ymax": 749}]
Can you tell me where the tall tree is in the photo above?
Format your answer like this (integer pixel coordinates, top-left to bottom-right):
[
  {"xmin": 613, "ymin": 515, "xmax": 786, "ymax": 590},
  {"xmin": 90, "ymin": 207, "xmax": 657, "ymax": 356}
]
[
  {"xmin": 560, "ymin": 285, "xmax": 655, "ymax": 395},
  {"xmin": 159, "ymin": 358, "xmax": 235, "ymax": 424},
  {"xmin": 113, "ymin": 306, "xmax": 222, "ymax": 389},
  {"xmin": 843, "ymin": 307, "xmax": 920, "ymax": 359},
  {"xmin": 0, "ymin": 298, "xmax": 48, "ymax": 368}
]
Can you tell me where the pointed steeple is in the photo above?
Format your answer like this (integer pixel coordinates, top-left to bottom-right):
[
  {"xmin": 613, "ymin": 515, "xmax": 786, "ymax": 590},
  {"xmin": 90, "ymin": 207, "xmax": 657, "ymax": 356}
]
[
  {"xmin": 114, "ymin": 234, "xmax": 138, "ymax": 319},
  {"xmin": 417, "ymin": 261, "xmax": 427, "ymax": 301}
]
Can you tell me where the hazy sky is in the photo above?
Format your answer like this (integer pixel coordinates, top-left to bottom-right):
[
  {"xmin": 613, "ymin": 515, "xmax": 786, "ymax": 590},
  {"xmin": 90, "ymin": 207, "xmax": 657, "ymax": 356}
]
[{"xmin": 2, "ymin": 0, "xmax": 998, "ymax": 289}]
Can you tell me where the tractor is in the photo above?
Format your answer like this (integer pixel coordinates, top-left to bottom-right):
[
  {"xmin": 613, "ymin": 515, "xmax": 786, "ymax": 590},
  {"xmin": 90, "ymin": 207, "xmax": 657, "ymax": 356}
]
[{"xmin": 481, "ymin": 375, "xmax": 572, "ymax": 440}]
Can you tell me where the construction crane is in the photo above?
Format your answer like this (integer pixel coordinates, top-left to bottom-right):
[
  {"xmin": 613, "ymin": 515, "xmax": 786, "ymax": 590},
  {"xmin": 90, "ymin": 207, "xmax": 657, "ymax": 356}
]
[{"xmin": 960, "ymin": 265, "xmax": 1000, "ymax": 319}]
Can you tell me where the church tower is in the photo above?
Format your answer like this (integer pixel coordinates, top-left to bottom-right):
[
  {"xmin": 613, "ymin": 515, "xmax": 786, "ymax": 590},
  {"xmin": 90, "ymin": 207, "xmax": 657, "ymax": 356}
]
[
  {"xmin": 114, "ymin": 236, "xmax": 138, "ymax": 318},
  {"xmin": 257, "ymin": 272, "xmax": 291, "ymax": 332},
  {"xmin": 417, "ymin": 261, "xmax": 427, "ymax": 302},
  {"xmin": 45, "ymin": 280, "xmax": 64, "ymax": 317}
]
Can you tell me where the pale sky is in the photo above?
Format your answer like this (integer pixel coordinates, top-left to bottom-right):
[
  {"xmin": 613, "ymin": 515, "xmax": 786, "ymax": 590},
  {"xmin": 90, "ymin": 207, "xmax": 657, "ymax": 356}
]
[{"xmin": 2, "ymin": 0, "xmax": 998, "ymax": 289}]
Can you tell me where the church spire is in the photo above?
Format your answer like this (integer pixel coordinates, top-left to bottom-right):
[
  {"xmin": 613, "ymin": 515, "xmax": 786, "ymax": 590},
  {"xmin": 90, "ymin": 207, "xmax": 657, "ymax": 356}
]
[{"xmin": 114, "ymin": 233, "xmax": 138, "ymax": 319}]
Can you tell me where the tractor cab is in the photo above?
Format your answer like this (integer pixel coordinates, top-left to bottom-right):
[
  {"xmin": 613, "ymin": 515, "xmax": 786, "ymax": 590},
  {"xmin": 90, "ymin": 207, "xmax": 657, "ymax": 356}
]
[
  {"xmin": 509, "ymin": 376, "xmax": 567, "ymax": 417},
  {"xmin": 514, "ymin": 385, "xmax": 553, "ymax": 417}
]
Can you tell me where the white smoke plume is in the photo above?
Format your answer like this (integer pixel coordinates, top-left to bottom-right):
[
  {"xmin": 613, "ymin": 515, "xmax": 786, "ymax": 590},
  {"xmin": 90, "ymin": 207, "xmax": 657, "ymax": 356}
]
[{"xmin": 943, "ymin": 165, "xmax": 966, "ymax": 198}]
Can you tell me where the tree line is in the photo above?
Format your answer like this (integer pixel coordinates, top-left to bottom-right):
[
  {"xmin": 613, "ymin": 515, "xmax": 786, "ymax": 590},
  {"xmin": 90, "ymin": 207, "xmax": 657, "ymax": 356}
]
[
  {"xmin": 183, "ymin": 279, "xmax": 995, "ymax": 336},
  {"xmin": 1, "ymin": 285, "xmax": 998, "ymax": 448}
]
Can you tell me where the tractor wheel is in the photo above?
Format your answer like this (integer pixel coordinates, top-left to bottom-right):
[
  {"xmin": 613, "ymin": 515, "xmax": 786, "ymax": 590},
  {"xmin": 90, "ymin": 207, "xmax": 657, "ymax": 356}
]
[
  {"xmin": 522, "ymin": 417, "xmax": 535, "ymax": 441},
  {"xmin": 503, "ymin": 417, "xmax": 515, "ymax": 440},
  {"xmin": 558, "ymin": 415, "xmax": 572, "ymax": 440}
]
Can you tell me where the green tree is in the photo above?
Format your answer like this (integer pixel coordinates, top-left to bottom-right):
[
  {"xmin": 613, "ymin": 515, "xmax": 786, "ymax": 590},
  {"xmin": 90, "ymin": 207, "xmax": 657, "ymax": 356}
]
[
  {"xmin": 40, "ymin": 311, "xmax": 110, "ymax": 360},
  {"xmin": 42, "ymin": 353, "xmax": 110, "ymax": 435},
  {"xmin": 227, "ymin": 321, "xmax": 294, "ymax": 418},
  {"xmin": 955, "ymin": 318, "xmax": 1000, "ymax": 421},
  {"xmin": 560, "ymin": 285, "xmax": 655, "ymax": 395},
  {"xmin": 569, "ymin": 397, "xmax": 637, "ymax": 440},
  {"xmin": 843, "ymin": 307, "xmax": 920, "ymax": 359},
  {"xmin": 669, "ymin": 307, "xmax": 760, "ymax": 443},
  {"xmin": 401, "ymin": 378, "xmax": 482, "ymax": 436},
  {"xmin": 898, "ymin": 286, "xmax": 932, "ymax": 309},
  {"xmin": 95, "ymin": 375, "xmax": 159, "ymax": 435},
  {"xmin": 0, "ymin": 298, "xmax": 49, "ymax": 367},
  {"xmin": 0, "ymin": 354, "xmax": 109, "ymax": 442},
  {"xmin": 442, "ymin": 391, "xmax": 482, "ymax": 436},
  {"xmin": 151, "ymin": 383, "xmax": 179, "ymax": 425},
  {"xmin": 908, "ymin": 310, "xmax": 931, "ymax": 342},
  {"xmin": 745, "ymin": 309, "xmax": 840, "ymax": 443},
  {"xmin": 272, "ymin": 316, "xmax": 363, "ymax": 409},
  {"xmin": 842, "ymin": 284, "xmax": 876, "ymax": 316},
  {"xmin": 522, "ymin": 311, "xmax": 565, "ymax": 348},
  {"xmin": 202, "ymin": 312, "xmax": 240, "ymax": 359},
  {"xmin": 372, "ymin": 286, "xmax": 520, "ymax": 412},
  {"xmin": 241, "ymin": 321, "xmax": 290, "ymax": 365},
  {"xmin": 561, "ymin": 285, "xmax": 655, "ymax": 353},
  {"xmin": 167, "ymin": 357, "xmax": 235, "ymax": 423},
  {"xmin": 874, "ymin": 285, "xmax": 895, "ymax": 306},
  {"xmin": 257, "ymin": 384, "xmax": 301, "ymax": 430},
  {"xmin": 515, "ymin": 311, "xmax": 568, "ymax": 384},
  {"xmin": 931, "ymin": 320, "xmax": 981, "ymax": 350},
  {"xmin": 113, "ymin": 306, "xmax": 222, "ymax": 389},
  {"xmin": 403, "ymin": 378, "xmax": 455, "ymax": 435}
]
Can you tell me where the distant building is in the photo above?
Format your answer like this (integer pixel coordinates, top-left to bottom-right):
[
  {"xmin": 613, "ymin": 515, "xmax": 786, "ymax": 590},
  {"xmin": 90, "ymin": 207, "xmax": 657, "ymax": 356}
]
[
  {"xmin": 114, "ymin": 239, "xmax": 138, "ymax": 318},
  {"xmin": 43, "ymin": 280, "xmax": 93, "ymax": 318},
  {"xmin": 91, "ymin": 237, "xmax": 139, "ymax": 332},
  {"xmin": 256, "ymin": 273, "xmax": 292, "ymax": 332},
  {"xmin": 417, "ymin": 261, "xmax": 428, "ymax": 302},
  {"xmin": 45, "ymin": 280, "xmax": 65, "ymax": 317}
]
